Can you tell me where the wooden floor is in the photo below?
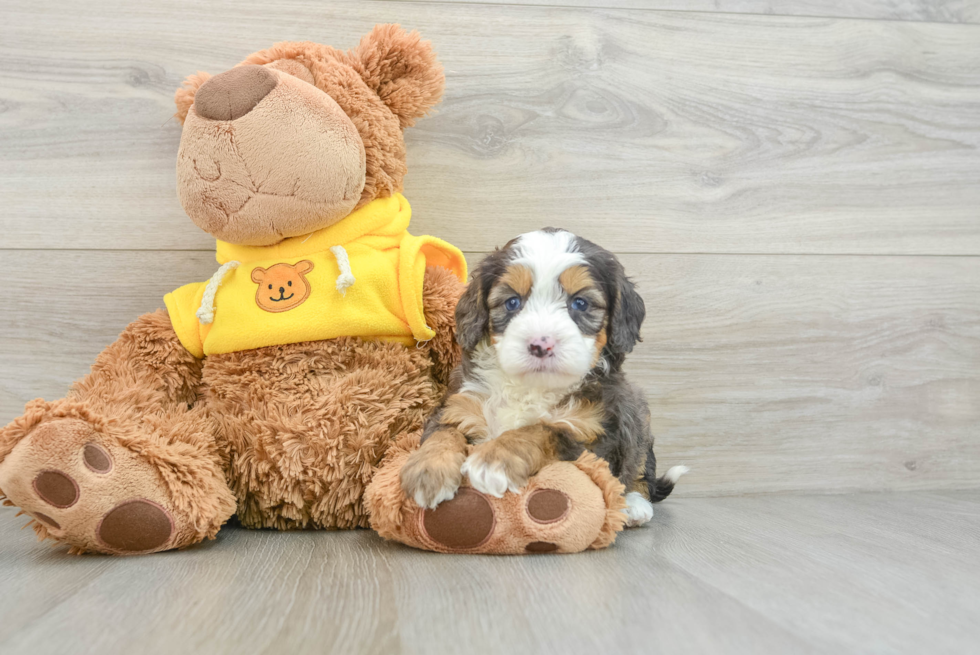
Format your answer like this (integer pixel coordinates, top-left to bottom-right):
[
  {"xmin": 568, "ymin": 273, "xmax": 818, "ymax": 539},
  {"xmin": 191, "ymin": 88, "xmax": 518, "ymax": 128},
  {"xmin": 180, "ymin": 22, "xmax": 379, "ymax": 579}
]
[
  {"xmin": 2, "ymin": 0, "xmax": 979, "ymax": 652},
  {"xmin": 0, "ymin": 490, "xmax": 977, "ymax": 654},
  {"xmin": 2, "ymin": 0, "xmax": 979, "ymax": 497}
]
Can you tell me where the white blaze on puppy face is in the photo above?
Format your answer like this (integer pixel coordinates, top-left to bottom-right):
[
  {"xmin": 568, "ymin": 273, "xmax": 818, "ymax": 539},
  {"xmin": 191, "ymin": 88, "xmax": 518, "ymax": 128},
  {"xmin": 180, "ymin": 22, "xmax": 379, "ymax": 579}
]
[{"xmin": 493, "ymin": 230, "xmax": 597, "ymax": 389}]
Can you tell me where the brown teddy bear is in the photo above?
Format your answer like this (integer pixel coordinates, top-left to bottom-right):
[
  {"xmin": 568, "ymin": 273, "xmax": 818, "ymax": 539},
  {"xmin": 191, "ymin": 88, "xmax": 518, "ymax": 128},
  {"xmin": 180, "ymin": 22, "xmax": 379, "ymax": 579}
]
[{"xmin": 0, "ymin": 25, "xmax": 626, "ymax": 555}]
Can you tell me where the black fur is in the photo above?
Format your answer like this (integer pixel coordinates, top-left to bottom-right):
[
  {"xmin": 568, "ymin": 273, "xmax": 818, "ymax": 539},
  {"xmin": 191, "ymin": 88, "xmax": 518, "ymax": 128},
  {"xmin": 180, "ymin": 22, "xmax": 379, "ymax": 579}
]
[
  {"xmin": 565, "ymin": 234, "xmax": 672, "ymax": 501},
  {"xmin": 571, "ymin": 366, "xmax": 671, "ymax": 500},
  {"xmin": 642, "ymin": 444, "xmax": 679, "ymax": 502},
  {"xmin": 573, "ymin": 235, "xmax": 646, "ymax": 356},
  {"xmin": 454, "ymin": 248, "xmax": 510, "ymax": 350},
  {"xmin": 448, "ymin": 230, "xmax": 678, "ymax": 503}
]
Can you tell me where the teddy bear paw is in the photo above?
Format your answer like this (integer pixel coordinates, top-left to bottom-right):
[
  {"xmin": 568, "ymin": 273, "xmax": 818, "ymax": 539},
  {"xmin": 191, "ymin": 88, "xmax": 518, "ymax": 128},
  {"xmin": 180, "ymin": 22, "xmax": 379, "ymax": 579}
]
[
  {"xmin": 420, "ymin": 486, "xmax": 579, "ymax": 553},
  {"xmin": 0, "ymin": 418, "xmax": 178, "ymax": 554},
  {"xmin": 414, "ymin": 460, "xmax": 612, "ymax": 554}
]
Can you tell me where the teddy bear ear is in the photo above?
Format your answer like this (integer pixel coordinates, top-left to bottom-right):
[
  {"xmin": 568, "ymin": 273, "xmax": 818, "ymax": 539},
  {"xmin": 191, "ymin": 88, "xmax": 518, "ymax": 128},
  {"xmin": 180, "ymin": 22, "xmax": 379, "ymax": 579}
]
[
  {"xmin": 173, "ymin": 71, "xmax": 212, "ymax": 124},
  {"xmin": 351, "ymin": 24, "xmax": 445, "ymax": 128}
]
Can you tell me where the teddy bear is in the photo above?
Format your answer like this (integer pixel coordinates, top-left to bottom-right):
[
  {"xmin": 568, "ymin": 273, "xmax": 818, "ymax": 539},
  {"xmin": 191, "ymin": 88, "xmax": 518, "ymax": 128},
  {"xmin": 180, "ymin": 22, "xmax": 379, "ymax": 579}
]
[{"xmin": 0, "ymin": 25, "xmax": 627, "ymax": 556}]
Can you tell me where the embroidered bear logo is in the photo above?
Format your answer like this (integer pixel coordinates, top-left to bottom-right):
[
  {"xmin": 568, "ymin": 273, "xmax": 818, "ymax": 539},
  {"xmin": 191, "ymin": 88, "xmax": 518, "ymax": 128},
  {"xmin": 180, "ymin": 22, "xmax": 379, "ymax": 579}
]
[{"xmin": 251, "ymin": 260, "xmax": 314, "ymax": 313}]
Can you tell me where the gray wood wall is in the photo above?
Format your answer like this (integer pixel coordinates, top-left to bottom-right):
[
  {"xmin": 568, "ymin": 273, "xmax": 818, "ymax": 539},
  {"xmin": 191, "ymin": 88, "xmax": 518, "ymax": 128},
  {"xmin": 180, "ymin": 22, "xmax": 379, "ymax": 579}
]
[{"xmin": 2, "ymin": 0, "xmax": 978, "ymax": 496}]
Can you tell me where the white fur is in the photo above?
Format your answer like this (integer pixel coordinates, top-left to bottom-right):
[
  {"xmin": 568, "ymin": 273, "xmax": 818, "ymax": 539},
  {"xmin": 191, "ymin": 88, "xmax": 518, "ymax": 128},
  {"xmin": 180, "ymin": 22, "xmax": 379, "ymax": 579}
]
[
  {"xmin": 511, "ymin": 230, "xmax": 586, "ymax": 295},
  {"xmin": 461, "ymin": 453, "xmax": 519, "ymax": 498},
  {"xmin": 413, "ymin": 481, "xmax": 458, "ymax": 510},
  {"xmin": 461, "ymin": 342, "xmax": 581, "ymax": 441},
  {"xmin": 458, "ymin": 230, "xmax": 618, "ymax": 495},
  {"xmin": 494, "ymin": 230, "xmax": 595, "ymax": 389},
  {"xmin": 623, "ymin": 491, "xmax": 654, "ymax": 527},
  {"xmin": 456, "ymin": 230, "xmax": 598, "ymax": 496},
  {"xmin": 663, "ymin": 465, "xmax": 690, "ymax": 484}
]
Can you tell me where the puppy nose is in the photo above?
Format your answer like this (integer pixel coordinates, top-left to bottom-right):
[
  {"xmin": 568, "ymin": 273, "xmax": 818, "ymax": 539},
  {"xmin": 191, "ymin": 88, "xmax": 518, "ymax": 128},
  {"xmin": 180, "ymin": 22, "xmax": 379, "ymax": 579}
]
[
  {"xmin": 528, "ymin": 337, "xmax": 555, "ymax": 358},
  {"xmin": 194, "ymin": 65, "xmax": 278, "ymax": 121}
]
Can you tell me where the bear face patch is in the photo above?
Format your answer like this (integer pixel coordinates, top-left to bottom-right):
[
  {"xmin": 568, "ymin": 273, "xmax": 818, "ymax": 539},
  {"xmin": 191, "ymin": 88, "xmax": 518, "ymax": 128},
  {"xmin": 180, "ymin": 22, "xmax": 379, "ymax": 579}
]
[{"xmin": 251, "ymin": 260, "xmax": 314, "ymax": 313}]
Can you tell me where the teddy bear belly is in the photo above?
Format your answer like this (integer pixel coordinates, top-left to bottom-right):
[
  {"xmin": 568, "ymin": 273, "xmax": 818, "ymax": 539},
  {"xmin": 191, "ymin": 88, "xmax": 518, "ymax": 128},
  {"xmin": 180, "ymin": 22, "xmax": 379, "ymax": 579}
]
[{"xmin": 202, "ymin": 336, "xmax": 443, "ymax": 530}]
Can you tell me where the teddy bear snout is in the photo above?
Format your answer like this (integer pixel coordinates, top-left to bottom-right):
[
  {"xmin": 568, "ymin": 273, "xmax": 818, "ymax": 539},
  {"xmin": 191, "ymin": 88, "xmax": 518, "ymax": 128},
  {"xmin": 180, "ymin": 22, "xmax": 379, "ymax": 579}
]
[{"xmin": 194, "ymin": 65, "xmax": 278, "ymax": 121}]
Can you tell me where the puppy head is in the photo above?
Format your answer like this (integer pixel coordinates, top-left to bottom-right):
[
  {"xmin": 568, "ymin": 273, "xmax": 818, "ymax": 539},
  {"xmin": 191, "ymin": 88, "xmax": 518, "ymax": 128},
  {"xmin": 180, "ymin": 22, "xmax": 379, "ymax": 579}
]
[{"xmin": 456, "ymin": 228, "xmax": 645, "ymax": 388}]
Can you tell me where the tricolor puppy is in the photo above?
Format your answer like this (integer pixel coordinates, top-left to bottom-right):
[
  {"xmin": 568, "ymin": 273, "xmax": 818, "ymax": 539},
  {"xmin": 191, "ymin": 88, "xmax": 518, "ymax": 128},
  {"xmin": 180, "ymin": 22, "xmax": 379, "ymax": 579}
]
[{"xmin": 401, "ymin": 228, "xmax": 687, "ymax": 526}]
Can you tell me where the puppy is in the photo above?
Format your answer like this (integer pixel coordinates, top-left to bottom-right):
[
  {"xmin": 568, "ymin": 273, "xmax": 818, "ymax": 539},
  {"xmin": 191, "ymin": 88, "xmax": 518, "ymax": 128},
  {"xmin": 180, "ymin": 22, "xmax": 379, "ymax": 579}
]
[{"xmin": 401, "ymin": 228, "xmax": 687, "ymax": 526}]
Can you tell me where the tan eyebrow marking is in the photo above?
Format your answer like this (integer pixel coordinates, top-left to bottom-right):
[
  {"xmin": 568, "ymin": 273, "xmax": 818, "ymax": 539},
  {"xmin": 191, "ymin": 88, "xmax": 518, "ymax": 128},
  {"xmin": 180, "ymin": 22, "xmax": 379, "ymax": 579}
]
[
  {"xmin": 498, "ymin": 264, "xmax": 533, "ymax": 297},
  {"xmin": 559, "ymin": 265, "xmax": 595, "ymax": 296}
]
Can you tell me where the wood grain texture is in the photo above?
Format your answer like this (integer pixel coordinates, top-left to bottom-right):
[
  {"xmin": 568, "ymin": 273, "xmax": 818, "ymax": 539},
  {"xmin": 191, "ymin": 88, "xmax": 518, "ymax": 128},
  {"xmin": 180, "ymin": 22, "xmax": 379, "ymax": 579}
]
[
  {"xmin": 2, "ymin": 1, "xmax": 980, "ymax": 254},
  {"xmin": 627, "ymin": 253, "xmax": 980, "ymax": 495},
  {"xmin": 2, "ymin": 250, "xmax": 977, "ymax": 496},
  {"xmin": 1, "ymin": 490, "xmax": 978, "ymax": 654},
  {"xmin": 391, "ymin": 0, "xmax": 980, "ymax": 25}
]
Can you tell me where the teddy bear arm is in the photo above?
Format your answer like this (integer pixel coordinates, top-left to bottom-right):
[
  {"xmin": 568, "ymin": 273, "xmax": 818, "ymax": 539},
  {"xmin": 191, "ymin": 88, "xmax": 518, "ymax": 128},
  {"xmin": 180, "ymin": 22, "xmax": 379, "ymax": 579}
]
[
  {"xmin": 68, "ymin": 310, "xmax": 204, "ymax": 410},
  {"xmin": 420, "ymin": 266, "xmax": 465, "ymax": 385}
]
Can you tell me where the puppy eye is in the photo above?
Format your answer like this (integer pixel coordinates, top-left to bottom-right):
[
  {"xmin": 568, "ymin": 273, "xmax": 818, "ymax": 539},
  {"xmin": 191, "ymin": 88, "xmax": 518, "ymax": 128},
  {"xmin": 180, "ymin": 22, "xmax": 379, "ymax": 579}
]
[
  {"xmin": 571, "ymin": 297, "xmax": 589, "ymax": 312},
  {"xmin": 504, "ymin": 296, "xmax": 522, "ymax": 312}
]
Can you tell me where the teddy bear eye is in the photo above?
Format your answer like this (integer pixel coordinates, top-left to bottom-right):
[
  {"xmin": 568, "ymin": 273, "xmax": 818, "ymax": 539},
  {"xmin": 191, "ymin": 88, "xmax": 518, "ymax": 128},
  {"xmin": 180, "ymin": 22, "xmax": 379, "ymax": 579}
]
[
  {"xmin": 268, "ymin": 284, "xmax": 273, "ymax": 289},
  {"xmin": 288, "ymin": 281, "xmax": 292, "ymax": 286}
]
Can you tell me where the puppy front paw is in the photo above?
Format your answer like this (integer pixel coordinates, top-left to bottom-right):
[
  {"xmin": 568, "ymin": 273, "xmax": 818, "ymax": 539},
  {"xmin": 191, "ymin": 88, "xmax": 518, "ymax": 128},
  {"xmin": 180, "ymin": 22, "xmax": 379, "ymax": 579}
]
[
  {"xmin": 461, "ymin": 447, "xmax": 529, "ymax": 498},
  {"xmin": 400, "ymin": 449, "xmax": 464, "ymax": 510},
  {"xmin": 622, "ymin": 491, "xmax": 654, "ymax": 527}
]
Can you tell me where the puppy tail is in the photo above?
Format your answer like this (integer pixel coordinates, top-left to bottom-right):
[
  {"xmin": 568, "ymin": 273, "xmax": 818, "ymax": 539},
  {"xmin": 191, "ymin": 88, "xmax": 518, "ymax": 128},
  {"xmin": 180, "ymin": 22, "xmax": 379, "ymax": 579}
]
[
  {"xmin": 643, "ymin": 445, "xmax": 689, "ymax": 502},
  {"xmin": 650, "ymin": 465, "xmax": 689, "ymax": 502}
]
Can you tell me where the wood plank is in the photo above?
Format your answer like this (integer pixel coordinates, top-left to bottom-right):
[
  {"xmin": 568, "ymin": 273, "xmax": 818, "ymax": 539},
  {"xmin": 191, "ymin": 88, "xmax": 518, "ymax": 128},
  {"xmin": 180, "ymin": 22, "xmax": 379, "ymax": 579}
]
[
  {"xmin": 0, "ymin": 251, "xmax": 219, "ymax": 422},
  {"xmin": 2, "ymin": 2, "xmax": 980, "ymax": 254},
  {"xmin": 645, "ymin": 491, "xmax": 980, "ymax": 653},
  {"xmin": 2, "ymin": 491, "xmax": 979, "ymax": 654},
  {"xmin": 627, "ymin": 252, "xmax": 980, "ymax": 495},
  {"xmin": 2, "ymin": 250, "xmax": 977, "ymax": 496},
  {"xmin": 395, "ymin": 0, "xmax": 980, "ymax": 25}
]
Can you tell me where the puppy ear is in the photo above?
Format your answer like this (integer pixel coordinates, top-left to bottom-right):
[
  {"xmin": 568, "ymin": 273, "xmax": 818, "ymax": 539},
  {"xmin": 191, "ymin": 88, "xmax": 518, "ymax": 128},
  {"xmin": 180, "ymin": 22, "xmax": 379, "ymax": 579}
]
[
  {"xmin": 351, "ymin": 24, "xmax": 445, "ymax": 128},
  {"xmin": 250, "ymin": 267, "xmax": 267, "ymax": 283},
  {"xmin": 455, "ymin": 250, "xmax": 511, "ymax": 350},
  {"xmin": 174, "ymin": 71, "xmax": 212, "ymax": 124},
  {"xmin": 455, "ymin": 276, "xmax": 488, "ymax": 351},
  {"xmin": 607, "ymin": 262, "xmax": 646, "ymax": 355}
]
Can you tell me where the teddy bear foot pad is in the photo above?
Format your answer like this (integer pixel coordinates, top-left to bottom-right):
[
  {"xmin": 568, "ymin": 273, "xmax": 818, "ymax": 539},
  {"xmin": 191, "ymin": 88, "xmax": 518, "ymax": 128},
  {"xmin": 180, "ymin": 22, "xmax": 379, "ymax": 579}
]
[
  {"xmin": 421, "ymin": 487, "xmax": 574, "ymax": 553},
  {"xmin": 367, "ymin": 441, "xmax": 628, "ymax": 555},
  {"xmin": 0, "ymin": 418, "xmax": 178, "ymax": 554},
  {"xmin": 0, "ymin": 413, "xmax": 231, "ymax": 555}
]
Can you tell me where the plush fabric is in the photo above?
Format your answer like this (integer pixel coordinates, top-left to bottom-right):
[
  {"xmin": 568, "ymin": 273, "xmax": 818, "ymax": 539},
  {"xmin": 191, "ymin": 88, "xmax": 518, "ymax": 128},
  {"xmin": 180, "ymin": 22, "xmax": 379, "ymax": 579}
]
[
  {"xmin": 176, "ymin": 68, "xmax": 368, "ymax": 246},
  {"xmin": 0, "ymin": 266, "xmax": 464, "ymax": 553},
  {"xmin": 165, "ymin": 193, "xmax": 466, "ymax": 357},
  {"xmin": 0, "ymin": 24, "xmax": 625, "ymax": 556},
  {"xmin": 239, "ymin": 25, "xmax": 444, "ymax": 209},
  {"xmin": 0, "ymin": 311, "xmax": 235, "ymax": 554},
  {"xmin": 366, "ymin": 433, "xmax": 628, "ymax": 554}
]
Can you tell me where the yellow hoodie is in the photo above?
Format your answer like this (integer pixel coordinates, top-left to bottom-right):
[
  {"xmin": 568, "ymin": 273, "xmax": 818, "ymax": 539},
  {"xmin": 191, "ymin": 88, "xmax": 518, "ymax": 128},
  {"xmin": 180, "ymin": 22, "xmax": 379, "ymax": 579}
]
[{"xmin": 164, "ymin": 194, "xmax": 467, "ymax": 358}]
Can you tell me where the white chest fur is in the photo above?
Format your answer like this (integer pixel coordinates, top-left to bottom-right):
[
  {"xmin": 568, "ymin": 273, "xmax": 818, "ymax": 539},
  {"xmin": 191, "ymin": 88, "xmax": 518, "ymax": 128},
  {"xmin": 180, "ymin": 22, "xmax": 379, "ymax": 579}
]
[{"xmin": 461, "ymin": 344, "xmax": 577, "ymax": 442}]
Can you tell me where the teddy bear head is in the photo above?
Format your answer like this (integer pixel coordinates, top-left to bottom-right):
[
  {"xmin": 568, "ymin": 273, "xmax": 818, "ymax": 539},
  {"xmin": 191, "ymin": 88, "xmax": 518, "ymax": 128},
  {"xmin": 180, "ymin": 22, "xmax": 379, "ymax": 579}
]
[{"xmin": 174, "ymin": 24, "xmax": 444, "ymax": 246}]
